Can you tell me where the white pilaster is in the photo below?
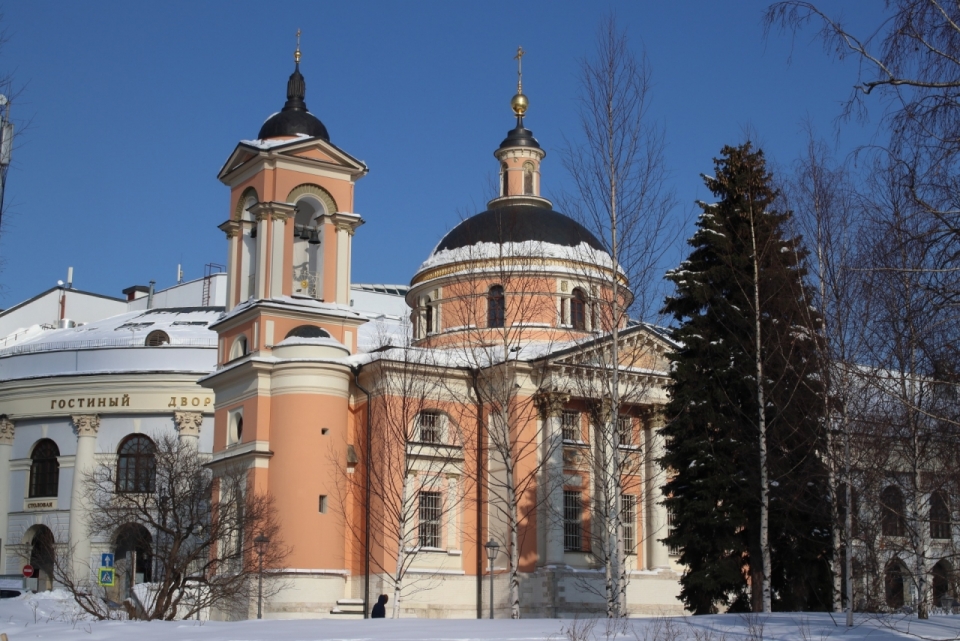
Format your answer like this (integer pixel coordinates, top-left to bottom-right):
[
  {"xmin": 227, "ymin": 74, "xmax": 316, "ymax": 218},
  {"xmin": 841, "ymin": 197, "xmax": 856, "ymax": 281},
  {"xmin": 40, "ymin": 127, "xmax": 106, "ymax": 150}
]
[
  {"xmin": 225, "ymin": 230, "xmax": 238, "ymax": 311},
  {"xmin": 68, "ymin": 414, "xmax": 100, "ymax": 581},
  {"xmin": 0, "ymin": 417, "xmax": 14, "ymax": 573},
  {"xmin": 270, "ymin": 217, "xmax": 286, "ymax": 298},
  {"xmin": 644, "ymin": 424, "xmax": 670, "ymax": 570},
  {"xmin": 255, "ymin": 216, "xmax": 269, "ymax": 299}
]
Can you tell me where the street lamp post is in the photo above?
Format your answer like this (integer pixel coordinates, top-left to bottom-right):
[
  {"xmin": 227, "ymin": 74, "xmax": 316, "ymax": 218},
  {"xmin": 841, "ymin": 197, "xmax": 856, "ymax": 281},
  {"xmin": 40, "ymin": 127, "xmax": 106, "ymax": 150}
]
[
  {"xmin": 254, "ymin": 534, "xmax": 270, "ymax": 619},
  {"xmin": 484, "ymin": 539, "xmax": 500, "ymax": 620}
]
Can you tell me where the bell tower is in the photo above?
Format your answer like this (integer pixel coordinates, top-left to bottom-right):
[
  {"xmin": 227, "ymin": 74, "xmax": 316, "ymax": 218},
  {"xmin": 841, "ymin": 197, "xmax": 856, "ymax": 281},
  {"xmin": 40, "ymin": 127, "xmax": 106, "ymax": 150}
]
[
  {"xmin": 217, "ymin": 39, "xmax": 367, "ymax": 311},
  {"xmin": 203, "ymin": 38, "xmax": 369, "ymax": 619}
]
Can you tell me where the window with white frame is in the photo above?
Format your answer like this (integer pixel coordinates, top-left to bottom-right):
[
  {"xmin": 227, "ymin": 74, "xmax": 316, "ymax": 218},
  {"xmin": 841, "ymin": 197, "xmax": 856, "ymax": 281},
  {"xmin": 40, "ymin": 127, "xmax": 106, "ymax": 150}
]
[
  {"xmin": 618, "ymin": 415, "xmax": 633, "ymax": 446},
  {"xmin": 417, "ymin": 410, "xmax": 442, "ymax": 444},
  {"xmin": 564, "ymin": 490, "xmax": 582, "ymax": 551},
  {"xmin": 419, "ymin": 491, "xmax": 442, "ymax": 548},
  {"xmin": 622, "ymin": 494, "xmax": 637, "ymax": 554},
  {"xmin": 561, "ymin": 411, "xmax": 580, "ymax": 441}
]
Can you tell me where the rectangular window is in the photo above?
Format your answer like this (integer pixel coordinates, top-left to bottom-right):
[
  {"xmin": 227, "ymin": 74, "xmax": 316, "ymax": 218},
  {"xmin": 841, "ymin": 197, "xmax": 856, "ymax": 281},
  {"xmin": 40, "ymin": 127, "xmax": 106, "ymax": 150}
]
[
  {"xmin": 318, "ymin": 495, "xmax": 327, "ymax": 514},
  {"xmin": 667, "ymin": 507, "xmax": 680, "ymax": 556},
  {"xmin": 417, "ymin": 411, "xmax": 442, "ymax": 443},
  {"xmin": 622, "ymin": 495, "xmax": 637, "ymax": 554},
  {"xmin": 618, "ymin": 415, "xmax": 633, "ymax": 446},
  {"xmin": 564, "ymin": 490, "xmax": 582, "ymax": 551},
  {"xmin": 561, "ymin": 411, "xmax": 580, "ymax": 441},
  {"xmin": 419, "ymin": 491, "xmax": 442, "ymax": 548}
]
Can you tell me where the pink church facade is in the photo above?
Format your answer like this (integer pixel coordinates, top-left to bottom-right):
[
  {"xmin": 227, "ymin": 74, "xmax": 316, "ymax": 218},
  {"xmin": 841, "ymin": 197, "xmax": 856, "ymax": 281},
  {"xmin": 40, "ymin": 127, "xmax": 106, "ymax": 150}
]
[{"xmin": 202, "ymin": 49, "xmax": 682, "ymax": 619}]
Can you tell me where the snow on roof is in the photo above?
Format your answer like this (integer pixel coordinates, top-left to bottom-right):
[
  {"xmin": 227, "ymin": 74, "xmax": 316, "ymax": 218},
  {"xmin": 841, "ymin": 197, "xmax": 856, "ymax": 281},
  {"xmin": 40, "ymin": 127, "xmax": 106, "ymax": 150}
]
[
  {"xmin": 239, "ymin": 133, "xmax": 313, "ymax": 150},
  {"xmin": 0, "ymin": 308, "xmax": 220, "ymax": 357},
  {"xmin": 213, "ymin": 295, "xmax": 365, "ymax": 329}
]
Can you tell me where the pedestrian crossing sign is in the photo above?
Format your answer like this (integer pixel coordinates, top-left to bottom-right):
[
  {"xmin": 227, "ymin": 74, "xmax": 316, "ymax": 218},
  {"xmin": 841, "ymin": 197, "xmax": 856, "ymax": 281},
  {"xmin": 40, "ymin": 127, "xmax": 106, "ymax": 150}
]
[{"xmin": 98, "ymin": 567, "xmax": 115, "ymax": 586}]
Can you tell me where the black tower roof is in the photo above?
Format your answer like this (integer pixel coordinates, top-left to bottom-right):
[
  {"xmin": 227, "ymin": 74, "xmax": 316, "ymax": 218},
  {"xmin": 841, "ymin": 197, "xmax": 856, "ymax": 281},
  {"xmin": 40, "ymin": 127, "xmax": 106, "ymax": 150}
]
[
  {"xmin": 498, "ymin": 117, "xmax": 541, "ymax": 150},
  {"xmin": 258, "ymin": 63, "xmax": 330, "ymax": 141}
]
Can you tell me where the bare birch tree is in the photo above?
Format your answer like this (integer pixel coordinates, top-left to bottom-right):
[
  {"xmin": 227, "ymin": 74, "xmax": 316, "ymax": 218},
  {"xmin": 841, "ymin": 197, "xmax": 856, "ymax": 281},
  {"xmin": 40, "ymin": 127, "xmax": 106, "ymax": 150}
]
[
  {"xmin": 431, "ymin": 232, "xmax": 564, "ymax": 618},
  {"xmin": 559, "ymin": 15, "xmax": 677, "ymax": 617},
  {"xmin": 781, "ymin": 131, "xmax": 869, "ymax": 621}
]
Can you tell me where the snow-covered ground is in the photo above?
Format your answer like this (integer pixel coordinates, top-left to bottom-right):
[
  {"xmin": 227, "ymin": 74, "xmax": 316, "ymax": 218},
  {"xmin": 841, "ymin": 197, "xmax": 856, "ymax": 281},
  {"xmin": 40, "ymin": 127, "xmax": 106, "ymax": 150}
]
[{"xmin": 3, "ymin": 590, "xmax": 960, "ymax": 641}]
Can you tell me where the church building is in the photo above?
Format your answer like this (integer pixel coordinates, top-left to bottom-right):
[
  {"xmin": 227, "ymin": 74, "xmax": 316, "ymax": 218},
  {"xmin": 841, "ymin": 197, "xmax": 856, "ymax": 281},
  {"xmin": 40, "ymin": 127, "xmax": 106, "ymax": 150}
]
[{"xmin": 202, "ymin": 44, "xmax": 682, "ymax": 619}]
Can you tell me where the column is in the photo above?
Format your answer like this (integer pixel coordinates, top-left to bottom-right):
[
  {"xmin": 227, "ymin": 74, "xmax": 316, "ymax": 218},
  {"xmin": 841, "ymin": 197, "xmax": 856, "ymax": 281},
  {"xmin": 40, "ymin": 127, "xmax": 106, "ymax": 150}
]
[
  {"xmin": 644, "ymin": 421, "xmax": 671, "ymax": 570},
  {"xmin": 329, "ymin": 213, "xmax": 363, "ymax": 305},
  {"xmin": 218, "ymin": 220, "xmax": 240, "ymax": 311},
  {"xmin": 255, "ymin": 213, "xmax": 269, "ymax": 300},
  {"xmin": 270, "ymin": 215, "xmax": 287, "ymax": 298},
  {"xmin": 174, "ymin": 411, "xmax": 202, "ymax": 449},
  {"xmin": 537, "ymin": 393, "xmax": 567, "ymax": 565},
  {"xmin": 0, "ymin": 417, "xmax": 14, "ymax": 573},
  {"xmin": 69, "ymin": 414, "xmax": 100, "ymax": 581}
]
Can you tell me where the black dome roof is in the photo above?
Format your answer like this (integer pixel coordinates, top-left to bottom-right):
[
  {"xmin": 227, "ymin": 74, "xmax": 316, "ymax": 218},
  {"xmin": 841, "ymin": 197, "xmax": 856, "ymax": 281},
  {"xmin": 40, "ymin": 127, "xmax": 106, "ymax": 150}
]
[
  {"xmin": 257, "ymin": 63, "xmax": 330, "ymax": 141},
  {"xmin": 434, "ymin": 204, "xmax": 605, "ymax": 253}
]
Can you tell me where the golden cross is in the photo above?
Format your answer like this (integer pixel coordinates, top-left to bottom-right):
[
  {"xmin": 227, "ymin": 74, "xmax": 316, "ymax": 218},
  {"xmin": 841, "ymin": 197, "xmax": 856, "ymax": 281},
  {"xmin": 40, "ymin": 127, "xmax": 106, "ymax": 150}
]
[
  {"xmin": 295, "ymin": 29, "xmax": 302, "ymax": 64},
  {"xmin": 514, "ymin": 46, "xmax": 525, "ymax": 93}
]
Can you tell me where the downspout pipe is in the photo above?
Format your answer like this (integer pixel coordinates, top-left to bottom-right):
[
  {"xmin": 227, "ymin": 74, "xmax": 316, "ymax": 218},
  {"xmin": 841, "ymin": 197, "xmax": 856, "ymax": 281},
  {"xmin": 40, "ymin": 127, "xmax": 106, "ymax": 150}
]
[
  {"xmin": 469, "ymin": 368, "xmax": 484, "ymax": 619},
  {"xmin": 352, "ymin": 365, "xmax": 372, "ymax": 619}
]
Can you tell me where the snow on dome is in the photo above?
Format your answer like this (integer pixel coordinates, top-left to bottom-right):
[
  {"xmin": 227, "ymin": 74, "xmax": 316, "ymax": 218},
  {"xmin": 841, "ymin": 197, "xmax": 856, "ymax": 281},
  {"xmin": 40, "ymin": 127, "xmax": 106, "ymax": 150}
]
[{"xmin": 417, "ymin": 240, "xmax": 623, "ymax": 275}]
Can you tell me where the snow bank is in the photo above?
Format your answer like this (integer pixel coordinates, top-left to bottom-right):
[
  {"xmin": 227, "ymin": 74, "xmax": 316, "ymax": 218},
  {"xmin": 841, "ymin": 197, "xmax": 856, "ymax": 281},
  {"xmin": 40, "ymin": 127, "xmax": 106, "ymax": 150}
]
[{"xmin": 4, "ymin": 595, "xmax": 960, "ymax": 641}]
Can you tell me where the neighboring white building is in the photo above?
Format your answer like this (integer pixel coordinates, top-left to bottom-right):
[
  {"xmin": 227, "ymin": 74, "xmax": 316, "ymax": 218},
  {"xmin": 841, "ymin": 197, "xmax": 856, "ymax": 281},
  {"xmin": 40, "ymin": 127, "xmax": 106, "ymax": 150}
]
[{"xmin": 0, "ymin": 275, "xmax": 408, "ymax": 591}]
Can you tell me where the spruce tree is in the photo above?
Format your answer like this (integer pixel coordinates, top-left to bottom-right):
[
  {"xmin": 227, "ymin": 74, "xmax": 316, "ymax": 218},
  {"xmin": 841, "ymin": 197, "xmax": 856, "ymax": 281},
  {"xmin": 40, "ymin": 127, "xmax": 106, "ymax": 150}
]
[{"xmin": 660, "ymin": 143, "xmax": 831, "ymax": 613}]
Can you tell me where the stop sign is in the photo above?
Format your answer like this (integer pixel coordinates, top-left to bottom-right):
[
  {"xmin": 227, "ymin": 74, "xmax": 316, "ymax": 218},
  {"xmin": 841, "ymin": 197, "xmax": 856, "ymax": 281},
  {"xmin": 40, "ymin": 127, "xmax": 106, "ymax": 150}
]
[{"xmin": 22, "ymin": 564, "xmax": 34, "ymax": 578}]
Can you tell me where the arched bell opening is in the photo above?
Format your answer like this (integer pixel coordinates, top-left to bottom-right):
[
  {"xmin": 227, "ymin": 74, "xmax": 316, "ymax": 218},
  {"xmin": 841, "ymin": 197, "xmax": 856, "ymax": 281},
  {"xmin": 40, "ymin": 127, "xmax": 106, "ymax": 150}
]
[{"xmin": 292, "ymin": 195, "xmax": 325, "ymax": 299}]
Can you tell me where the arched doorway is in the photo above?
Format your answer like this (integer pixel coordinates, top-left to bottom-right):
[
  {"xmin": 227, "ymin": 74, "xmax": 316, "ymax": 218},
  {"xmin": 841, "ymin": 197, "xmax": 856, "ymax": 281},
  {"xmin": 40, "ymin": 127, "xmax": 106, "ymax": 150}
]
[
  {"xmin": 932, "ymin": 560, "xmax": 954, "ymax": 608},
  {"xmin": 885, "ymin": 559, "xmax": 908, "ymax": 609},
  {"xmin": 115, "ymin": 524, "xmax": 153, "ymax": 589},
  {"xmin": 27, "ymin": 525, "xmax": 56, "ymax": 591}
]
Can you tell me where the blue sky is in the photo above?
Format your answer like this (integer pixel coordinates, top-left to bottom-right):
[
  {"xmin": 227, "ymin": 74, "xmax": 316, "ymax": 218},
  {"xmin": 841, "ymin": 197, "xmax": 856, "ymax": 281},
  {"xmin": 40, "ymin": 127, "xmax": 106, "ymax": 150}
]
[{"xmin": 0, "ymin": 1, "xmax": 877, "ymax": 307}]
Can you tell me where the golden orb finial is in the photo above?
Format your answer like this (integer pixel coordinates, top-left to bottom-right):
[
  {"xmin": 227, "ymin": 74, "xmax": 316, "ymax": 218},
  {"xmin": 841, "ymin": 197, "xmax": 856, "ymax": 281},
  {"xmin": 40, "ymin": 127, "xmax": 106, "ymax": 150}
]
[
  {"xmin": 295, "ymin": 29, "xmax": 302, "ymax": 64},
  {"xmin": 511, "ymin": 46, "xmax": 528, "ymax": 117}
]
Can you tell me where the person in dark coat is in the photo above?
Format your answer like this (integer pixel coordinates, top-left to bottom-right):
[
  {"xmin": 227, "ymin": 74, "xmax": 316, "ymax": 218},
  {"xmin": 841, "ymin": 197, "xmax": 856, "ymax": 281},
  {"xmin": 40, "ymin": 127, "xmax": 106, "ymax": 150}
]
[{"xmin": 371, "ymin": 594, "xmax": 388, "ymax": 618}]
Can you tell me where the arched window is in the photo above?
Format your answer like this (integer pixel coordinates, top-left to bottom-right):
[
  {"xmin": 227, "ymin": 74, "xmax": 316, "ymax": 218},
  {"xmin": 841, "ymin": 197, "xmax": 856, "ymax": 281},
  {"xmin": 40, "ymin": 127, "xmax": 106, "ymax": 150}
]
[
  {"xmin": 571, "ymin": 289, "xmax": 587, "ymax": 330},
  {"xmin": 425, "ymin": 298, "xmax": 435, "ymax": 334},
  {"xmin": 29, "ymin": 439, "xmax": 60, "ymax": 498},
  {"xmin": 885, "ymin": 559, "xmax": 907, "ymax": 609},
  {"xmin": 285, "ymin": 325, "xmax": 331, "ymax": 339},
  {"xmin": 117, "ymin": 435, "xmax": 156, "ymax": 494},
  {"xmin": 115, "ymin": 523, "xmax": 153, "ymax": 583},
  {"xmin": 28, "ymin": 525, "xmax": 56, "ymax": 591},
  {"xmin": 931, "ymin": 491, "xmax": 951, "ymax": 540},
  {"xmin": 501, "ymin": 163, "xmax": 509, "ymax": 196},
  {"xmin": 487, "ymin": 285, "xmax": 505, "ymax": 328},
  {"xmin": 932, "ymin": 560, "xmax": 954, "ymax": 607},
  {"xmin": 230, "ymin": 335, "xmax": 248, "ymax": 360},
  {"xmin": 145, "ymin": 330, "xmax": 170, "ymax": 347},
  {"xmin": 881, "ymin": 486, "xmax": 906, "ymax": 537},
  {"xmin": 523, "ymin": 162, "xmax": 534, "ymax": 195}
]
